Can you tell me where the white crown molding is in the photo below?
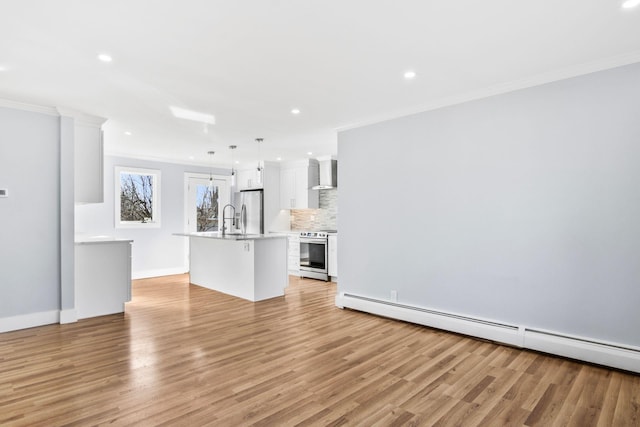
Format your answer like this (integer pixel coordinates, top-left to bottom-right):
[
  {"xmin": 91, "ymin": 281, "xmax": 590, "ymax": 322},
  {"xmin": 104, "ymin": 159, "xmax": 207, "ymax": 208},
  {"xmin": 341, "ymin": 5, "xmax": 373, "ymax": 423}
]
[
  {"xmin": 105, "ymin": 149, "xmax": 234, "ymax": 172},
  {"xmin": 106, "ymin": 150, "xmax": 281, "ymax": 172},
  {"xmin": 336, "ymin": 51, "xmax": 640, "ymax": 133},
  {"xmin": 0, "ymin": 97, "xmax": 58, "ymax": 116},
  {"xmin": 105, "ymin": 149, "xmax": 205, "ymax": 166},
  {"xmin": 0, "ymin": 98, "xmax": 108, "ymax": 126},
  {"xmin": 56, "ymin": 107, "xmax": 107, "ymax": 127}
]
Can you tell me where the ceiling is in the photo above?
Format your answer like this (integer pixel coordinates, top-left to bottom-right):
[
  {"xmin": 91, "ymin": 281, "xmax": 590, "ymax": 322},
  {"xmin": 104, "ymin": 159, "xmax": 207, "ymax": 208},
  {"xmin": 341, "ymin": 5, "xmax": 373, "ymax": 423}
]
[{"xmin": 2, "ymin": 1, "xmax": 640, "ymax": 169}]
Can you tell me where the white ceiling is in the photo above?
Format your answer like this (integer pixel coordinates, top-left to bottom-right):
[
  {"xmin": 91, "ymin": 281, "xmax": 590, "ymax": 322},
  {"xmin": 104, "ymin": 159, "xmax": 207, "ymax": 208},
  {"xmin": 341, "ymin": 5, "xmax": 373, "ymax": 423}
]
[{"xmin": 2, "ymin": 1, "xmax": 640, "ymax": 168}]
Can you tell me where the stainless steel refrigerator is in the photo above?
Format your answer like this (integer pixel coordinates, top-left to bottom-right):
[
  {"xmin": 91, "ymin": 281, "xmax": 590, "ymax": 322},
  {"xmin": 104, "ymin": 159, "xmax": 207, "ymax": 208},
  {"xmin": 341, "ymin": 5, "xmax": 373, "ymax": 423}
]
[{"xmin": 233, "ymin": 189, "xmax": 264, "ymax": 234}]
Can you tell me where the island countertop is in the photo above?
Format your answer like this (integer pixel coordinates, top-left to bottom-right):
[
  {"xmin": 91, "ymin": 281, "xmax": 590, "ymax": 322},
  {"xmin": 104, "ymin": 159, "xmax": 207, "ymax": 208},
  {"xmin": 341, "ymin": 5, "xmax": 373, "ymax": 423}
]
[{"xmin": 174, "ymin": 232, "xmax": 286, "ymax": 241}]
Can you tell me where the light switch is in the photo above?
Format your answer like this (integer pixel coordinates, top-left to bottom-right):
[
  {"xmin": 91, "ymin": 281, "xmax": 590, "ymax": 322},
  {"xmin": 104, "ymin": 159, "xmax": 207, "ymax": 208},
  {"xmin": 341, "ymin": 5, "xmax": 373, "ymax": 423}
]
[{"xmin": 0, "ymin": 188, "xmax": 8, "ymax": 198}]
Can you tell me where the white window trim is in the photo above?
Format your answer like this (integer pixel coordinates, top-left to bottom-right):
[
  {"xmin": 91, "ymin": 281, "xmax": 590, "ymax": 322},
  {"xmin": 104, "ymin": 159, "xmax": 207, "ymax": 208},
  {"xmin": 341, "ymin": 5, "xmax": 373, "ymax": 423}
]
[{"xmin": 115, "ymin": 166, "xmax": 161, "ymax": 228}]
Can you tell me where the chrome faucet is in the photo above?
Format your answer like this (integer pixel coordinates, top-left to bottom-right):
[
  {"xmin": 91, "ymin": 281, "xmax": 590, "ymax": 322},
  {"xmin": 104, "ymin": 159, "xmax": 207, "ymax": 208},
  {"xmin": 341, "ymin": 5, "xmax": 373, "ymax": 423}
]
[{"xmin": 221, "ymin": 204, "xmax": 235, "ymax": 236}]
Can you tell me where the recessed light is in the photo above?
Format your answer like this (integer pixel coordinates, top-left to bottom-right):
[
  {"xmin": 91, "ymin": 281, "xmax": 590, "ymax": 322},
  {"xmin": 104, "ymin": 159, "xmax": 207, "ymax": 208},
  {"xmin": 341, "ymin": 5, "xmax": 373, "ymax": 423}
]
[
  {"xmin": 235, "ymin": 160, "xmax": 240, "ymax": 164},
  {"xmin": 0, "ymin": 66, "xmax": 6, "ymax": 72},
  {"xmin": 276, "ymin": 157, "xmax": 282, "ymax": 161},
  {"xmin": 98, "ymin": 53, "xmax": 113, "ymax": 62},
  {"xmin": 124, "ymin": 131, "xmax": 132, "ymax": 136},
  {"xmin": 307, "ymin": 152, "xmax": 313, "ymax": 156},
  {"xmin": 291, "ymin": 108, "xmax": 301, "ymax": 115},
  {"xmin": 188, "ymin": 155, "xmax": 195, "ymax": 160},
  {"xmin": 404, "ymin": 70, "xmax": 416, "ymax": 80},
  {"xmin": 622, "ymin": 0, "xmax": 640, "ymax": 8}
]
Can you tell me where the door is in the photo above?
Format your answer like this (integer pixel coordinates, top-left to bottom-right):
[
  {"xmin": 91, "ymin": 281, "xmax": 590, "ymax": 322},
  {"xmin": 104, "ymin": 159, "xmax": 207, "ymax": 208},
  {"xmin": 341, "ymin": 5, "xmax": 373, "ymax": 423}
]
[
  {"xmin": 187, "ymin": 176, "xmax": 229, "ymax": 232},
  {"xmin": 184, "ymin": 174, "xmax": 231, "ymax": 268}
]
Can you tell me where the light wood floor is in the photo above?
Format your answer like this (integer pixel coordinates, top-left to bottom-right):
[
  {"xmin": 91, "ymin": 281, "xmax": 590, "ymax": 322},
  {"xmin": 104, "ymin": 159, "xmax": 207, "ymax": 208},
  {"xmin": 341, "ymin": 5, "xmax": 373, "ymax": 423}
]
[{"xmin": 1, "ymin": 275, "xmax": 638, "ymax": 426}]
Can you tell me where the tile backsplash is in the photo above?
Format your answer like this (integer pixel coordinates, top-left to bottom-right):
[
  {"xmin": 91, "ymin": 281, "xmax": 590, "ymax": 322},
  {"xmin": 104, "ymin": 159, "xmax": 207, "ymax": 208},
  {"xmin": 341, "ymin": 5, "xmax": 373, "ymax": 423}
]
[{"xmin": 290, "ymin": 188, "xmax": 337, "ymax": 231}]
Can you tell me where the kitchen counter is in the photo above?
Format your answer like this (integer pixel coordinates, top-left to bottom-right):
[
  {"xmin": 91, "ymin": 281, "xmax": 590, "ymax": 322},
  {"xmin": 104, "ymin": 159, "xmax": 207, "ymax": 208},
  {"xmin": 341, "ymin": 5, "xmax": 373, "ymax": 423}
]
[
  {"xmin": 269, "ymin": 230, "xmax": 300, "ymax": 234},
  {"xmin": 270, "ymin": 230, "xmax": 338, "ymax": 235},
  {"xmin": 174, "ymin": 232, "xmax": 284, "ymax": 241},
  {"xmin": 175, "ymin": 233, "xmax": 288, "ymax": 302},
  {"xmin": 75, "ymin": 235, "xmax": 133, "ymax": 244}
]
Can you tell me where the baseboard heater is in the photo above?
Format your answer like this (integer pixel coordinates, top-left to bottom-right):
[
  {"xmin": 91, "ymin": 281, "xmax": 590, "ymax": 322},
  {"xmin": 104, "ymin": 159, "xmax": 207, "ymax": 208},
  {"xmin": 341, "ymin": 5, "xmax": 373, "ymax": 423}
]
[{"xmin": 336, "ymin": 292, "xmax": 640, "ymax": 374}]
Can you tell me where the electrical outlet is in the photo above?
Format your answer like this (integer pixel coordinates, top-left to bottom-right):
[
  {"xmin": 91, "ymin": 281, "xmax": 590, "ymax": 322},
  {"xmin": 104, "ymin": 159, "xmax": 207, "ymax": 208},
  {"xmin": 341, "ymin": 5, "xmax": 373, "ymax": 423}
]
[{"xmin": 390, "ymin": 290, "xmax": 397, "ymax": 302}]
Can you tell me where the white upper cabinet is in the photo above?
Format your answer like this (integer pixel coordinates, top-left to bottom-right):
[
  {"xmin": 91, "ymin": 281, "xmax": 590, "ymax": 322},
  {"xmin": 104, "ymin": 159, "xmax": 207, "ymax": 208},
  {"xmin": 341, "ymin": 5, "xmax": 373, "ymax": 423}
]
[
  {"xmin": 72, "ymin": 113, "xmax": 107, "ymax": 204},
  {"xmin": 280, "ymin": 167, "xmax": 296, "ymax": 208},
  {"xmin": 279, "ymin": 159, "xmax": 319, "ymax": 209},
  {"xmin": 236, "ymin": 167, "xmax": 262, "ymax": 190}
]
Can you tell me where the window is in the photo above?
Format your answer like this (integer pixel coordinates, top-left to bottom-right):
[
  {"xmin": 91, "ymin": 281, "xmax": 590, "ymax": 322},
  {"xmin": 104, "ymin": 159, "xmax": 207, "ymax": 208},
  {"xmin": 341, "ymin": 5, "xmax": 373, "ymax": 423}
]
[
  {"xmin": 196, "ymin": 183, "xmax": 219, "ymax": 232},
  {"xmin": 115, "ymin": 166, "xmax": 161, "ymax": 227}
]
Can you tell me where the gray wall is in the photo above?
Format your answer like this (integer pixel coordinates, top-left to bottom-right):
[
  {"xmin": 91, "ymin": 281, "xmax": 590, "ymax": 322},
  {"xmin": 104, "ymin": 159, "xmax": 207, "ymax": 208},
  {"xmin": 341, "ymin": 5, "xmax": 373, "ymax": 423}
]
[
  {"xmin": 75, "ymin": 156, "xmax": 228, "ymax": 278},
  {"xmin": 0, "ymin": 107, "xmax": 61, "ymax": 317},
  {"xmin": 338, "ymin": 62, "xmax": 640, "ymax": 347}
]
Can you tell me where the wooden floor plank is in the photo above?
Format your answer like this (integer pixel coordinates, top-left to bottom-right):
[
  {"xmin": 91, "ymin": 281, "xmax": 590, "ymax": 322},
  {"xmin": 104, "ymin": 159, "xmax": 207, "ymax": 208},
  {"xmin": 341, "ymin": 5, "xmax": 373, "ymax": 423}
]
[{"xmin": 0, "ymin": 274, "xmax": 638, "ymax": 426}]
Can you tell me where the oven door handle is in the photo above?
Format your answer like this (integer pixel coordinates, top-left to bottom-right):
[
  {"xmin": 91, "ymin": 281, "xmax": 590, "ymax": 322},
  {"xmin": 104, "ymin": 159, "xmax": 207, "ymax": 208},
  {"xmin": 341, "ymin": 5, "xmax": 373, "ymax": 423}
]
[{"xmin": 300, "ymin": 239, "xmax": 327, "ymax": 244}]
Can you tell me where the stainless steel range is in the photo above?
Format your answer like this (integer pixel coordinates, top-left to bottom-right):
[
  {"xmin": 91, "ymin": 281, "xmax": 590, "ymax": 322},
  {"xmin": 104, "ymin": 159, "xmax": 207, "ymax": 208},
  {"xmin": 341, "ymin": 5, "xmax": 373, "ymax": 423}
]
[{"xmin": 299, "ymin": 231, "xmax": 329, "ymax": 281}]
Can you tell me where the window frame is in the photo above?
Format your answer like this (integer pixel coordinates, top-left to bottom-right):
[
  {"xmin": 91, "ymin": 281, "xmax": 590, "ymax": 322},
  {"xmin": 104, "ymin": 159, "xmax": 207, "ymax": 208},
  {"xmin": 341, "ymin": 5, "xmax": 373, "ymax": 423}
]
[{"xmin": 115, "ymin": 166, "xmax": 161, "ymax": 228}]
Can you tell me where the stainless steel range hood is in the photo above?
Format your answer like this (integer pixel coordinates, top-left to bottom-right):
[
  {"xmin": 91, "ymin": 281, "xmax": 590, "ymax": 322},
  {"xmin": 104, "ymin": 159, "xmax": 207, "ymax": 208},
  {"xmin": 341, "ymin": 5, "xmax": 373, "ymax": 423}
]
[{"xmin": 312, "ymin": 159, "xmax": 337, "ymax": 189}]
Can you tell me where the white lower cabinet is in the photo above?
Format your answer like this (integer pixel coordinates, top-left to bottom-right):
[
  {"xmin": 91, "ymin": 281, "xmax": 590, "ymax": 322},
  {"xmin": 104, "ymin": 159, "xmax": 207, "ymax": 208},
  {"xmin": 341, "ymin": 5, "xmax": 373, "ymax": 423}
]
[
  {"xmin": 328, "ymin": 234, "xmax": 338, "ymax": 278},
  {"xmin": 75, "ymin": 240, "xmax": 132, "ymax": 319},
  {"xmin": 288, "ymin": 234, "xmax": 300, "ymax": 276}
]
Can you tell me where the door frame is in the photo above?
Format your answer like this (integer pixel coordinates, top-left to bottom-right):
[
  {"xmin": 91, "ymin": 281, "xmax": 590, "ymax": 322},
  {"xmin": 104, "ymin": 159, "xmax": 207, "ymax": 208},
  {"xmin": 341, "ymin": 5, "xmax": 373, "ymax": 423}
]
[{"xmin": 183, "ymin": 172, "xmax": 231, "ymax": 270}]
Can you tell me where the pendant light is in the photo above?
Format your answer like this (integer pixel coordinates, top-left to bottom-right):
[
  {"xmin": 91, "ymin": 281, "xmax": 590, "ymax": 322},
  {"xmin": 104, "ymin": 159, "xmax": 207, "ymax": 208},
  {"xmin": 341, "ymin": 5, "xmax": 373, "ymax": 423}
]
[
  {"xmin": 256, "ymin": 138, "xmax": 264, "ymax": 185},
  {"xmin": 207, "ymin": 150, "xmax": 215, "ymax": 189},
  {"xmin": 229, "ymin": 145, "xmax": 237, "ymax": 187}
]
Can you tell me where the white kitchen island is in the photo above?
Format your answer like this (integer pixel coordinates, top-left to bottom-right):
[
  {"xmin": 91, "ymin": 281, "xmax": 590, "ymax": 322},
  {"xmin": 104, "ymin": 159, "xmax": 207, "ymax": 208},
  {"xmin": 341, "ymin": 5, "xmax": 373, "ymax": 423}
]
[{"xmin": 176, "ymin": 232, "xmax": 288, "ymax": 302}]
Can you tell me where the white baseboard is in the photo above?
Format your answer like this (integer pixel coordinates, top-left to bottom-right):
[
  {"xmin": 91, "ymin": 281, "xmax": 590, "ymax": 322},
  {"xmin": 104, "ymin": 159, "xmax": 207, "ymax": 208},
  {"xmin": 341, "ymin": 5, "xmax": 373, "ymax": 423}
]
[
  {"xmin": 0, "ymin": 310, "xmax": 59, "ymax": 333},
  {"xmin": 336, "ymin": 292, "xmax": 640, "ymax": 374},
  {"xmin": 132, "ymin": 267, "xmax": 188, "ymax": 280},
  {"xmin": 335, "ymin": 293, "xmax": 523, "ymax": 347},
  {"xmin": 59, "ymin": 309, "xmax": 77, "ymax": 324},
  {"xmin": 524, "ymin": 329, "xmax": 640, "ymax": 374}
]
